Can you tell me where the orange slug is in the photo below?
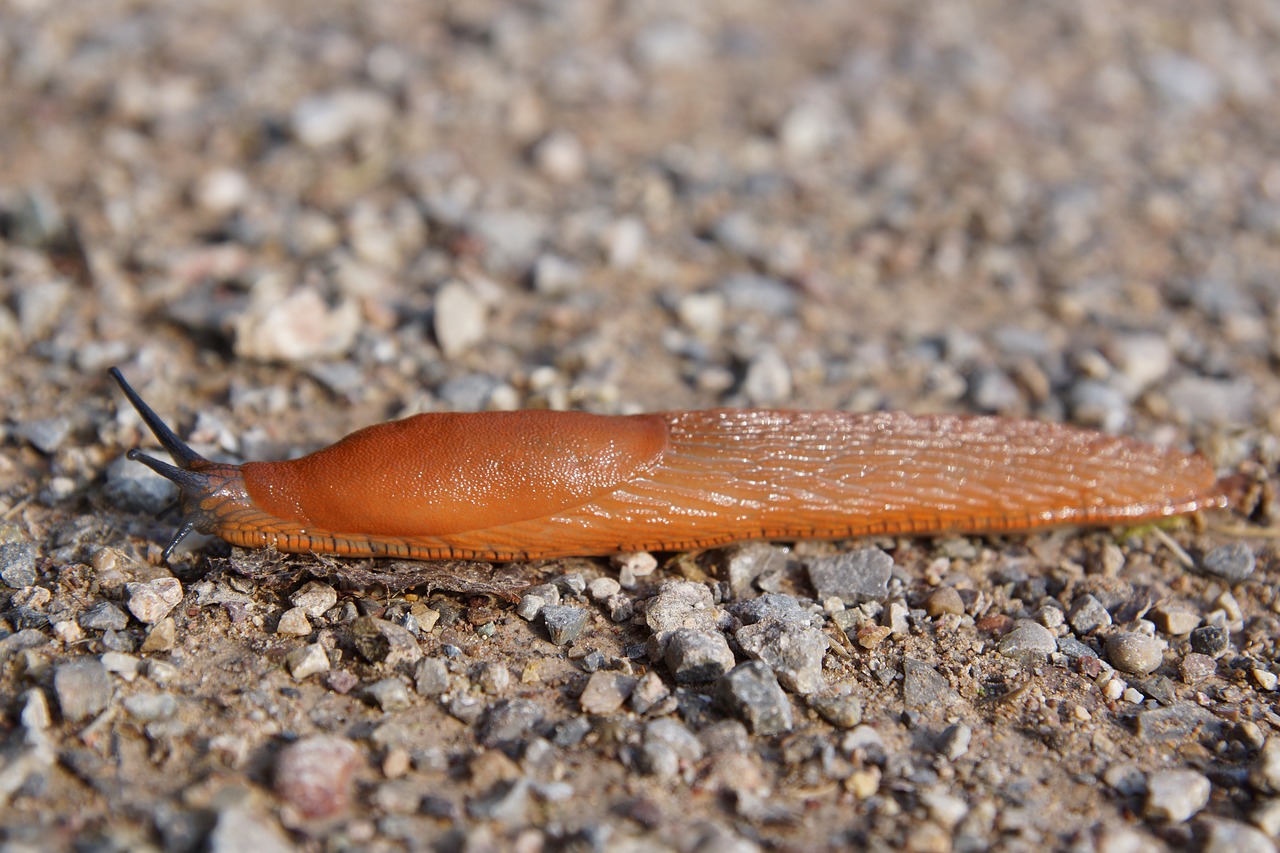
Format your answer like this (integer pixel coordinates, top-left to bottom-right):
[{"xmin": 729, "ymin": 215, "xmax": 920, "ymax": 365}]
[{"xmin": 109, "ymin": 367, "xmax": 1227, "ymax": 562}]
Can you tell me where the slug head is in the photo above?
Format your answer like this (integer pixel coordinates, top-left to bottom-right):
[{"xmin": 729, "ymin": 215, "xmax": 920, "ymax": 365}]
[{"xmin": 110, "ymin": 367, "xmax": 246, "ymax": 561}]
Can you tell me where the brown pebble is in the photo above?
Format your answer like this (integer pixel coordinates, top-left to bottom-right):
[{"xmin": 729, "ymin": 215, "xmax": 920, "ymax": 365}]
[
  {"xmin": 923, "ymin": 587, "xmax": 965, "ymax": 618},
  {"xmin": 856, "ymin": 625, "xmax": 892, "ymax": 649},
  {"xmin": 1180, "ymin": 653, "xmax": 1217, "ymax": 684},
  {"xmin": 275, "ymin": 735, "xmax": 363, "ymax": 820}
]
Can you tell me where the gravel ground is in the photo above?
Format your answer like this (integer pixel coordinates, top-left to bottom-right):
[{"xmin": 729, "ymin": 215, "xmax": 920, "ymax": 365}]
[{"xmin": 2, "ymin": 1, "xmax": 1280, "ymax": 851}]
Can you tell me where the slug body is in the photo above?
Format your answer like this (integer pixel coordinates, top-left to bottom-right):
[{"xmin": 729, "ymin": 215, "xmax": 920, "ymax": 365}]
[{"xmin": 110, "ymin": 369, "xmax": 1226, "ymax": 562}]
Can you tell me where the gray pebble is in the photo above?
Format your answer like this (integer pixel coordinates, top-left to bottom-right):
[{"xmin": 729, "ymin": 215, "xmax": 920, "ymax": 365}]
[
  {"xmin": 468, "ymin": 209, "xmax": 546, "ymax": 274},
  {"xmin": 54, "ymin": 657, "xmax": 113, "ymax": 723},
  {"xmin": 1068, "ymin": 594, "xmax": 1112, "ymax": 634},
  {"xmin": 807, "ymin": 689, "xmax": 863, "ymax": 728},
  {"xmin": 122, "ymin": 691, "xmax": 177, "ymax": 722},
  {"xmin": 998, "ymin": 622, "xmax": 1059, "ymax": 661},
  {"xmin": 541, "ymin": 605, "xmax": 589, "ymax": 646},
  {"xmin": 1163, "ymin": 376, "xmax": 1255, "ymax": 425},
  {"xmin": 1201, "ymin": 542, "xmax": 1256, "ymax": 582},
  {"xmin": 664, "ymin": 628, "xmax": 736, "ymax": 684},
  {"xmin": 1144, "ymin": 768, "xmax": 1210, "ymax": 822},
  {"xmin": 530, "ymin": 253, "xmax": 583, "ymax": 294},
  {"xmin": 467, "ymin": 778, "xmax": 531, "ymax": 828},
  {"xmin": 722, "ymin": 543, "xmax": 789, "ymax": 599},
  {"xmin": 414, "ymin": 658, "xmax": 450, "ymax": 696},
  {"xmin": 903, "ymin": 657, "xmax": 957, "ymax": 709},
  {"xmin": 732, "ymin": 593, "xmax": 817, "ymax": 627},
  {"xmin": 349, "ymin": 616, "xmax": 423, "ymax": 666},
  {"xmin": 936, "ymin": 723, "xmax": 972, "ymax": 760},
  {"xmin": 1147, "ymin": 53, "xmax": 1221, "ymax": 111},
  {"xmin": 14, "ymin": 416, "xmax": 72, "ymax": 455},
  {"xmin": 1135, "ymin": 702, "xmax": 1227, "ymax": 742},
  {"xmin": 0, "ymin": 541, "xmax": 38, "ymax": 588},
  {"xmin": 716, "ymin": 661, "xmax": 793, "ymax": 736},
  {"xmin": 1190, "ymin": 625, "xmax": 1229, "ymax": 657},
  {"xmin": 208, "ymin": 804, "xmax": 293, "ymax": 853},
  {"xmin": 366, "ymin": 678, "xmax": 413, "ymax": 712},
  {"xmin": 292, "ymin": 88, "xmax": 393, "ymax": 147},
  {"xmin": 741, "ymin": 347, "xmax": 792, "ymax": 406},
  {"xmin": 629, "ymin": 671, "xmax": 671, "ymax": 715},
  {"xmin": 735, "ymin": 620, "xmax": 828, "ymax": 694},
  {"xmin": 579, "ymin": 671, "xmax": 637, "ymax": 715},
  {"xmin": 104, "ymin": 454, "xmax": 178, "ymax": 514},
  {"xmin": 1055, "ymin": 636, "xmax": 1097, "ymax": 661},
  {"xmin": 286, "ymin": 644, "xmax": 330, "ymax": 680},
  {"xmin": 718, "ymin": 272, "xmax": 798, "ymax": 316},
  {"xmin": 1106, "ymin": 632, "xmax": 1164, "ymax": 675},
  {"xmin": 289, "ymin": 581, "xmax": 338, "ymax": 618},
  {"xmin": 806, "ymin": 549, "xmax": 892, "ymax": 604},
  {"xmin": 970, "ymin": 366, "xmax": 1023, "ymax": 413},
  {"xmin": 1069, "ymin": 380, "xmax": 1129, "ymax": 433},
  {"xmin": 516, "ymin": 593, "xmax": 548, "ymax": 622},
  {"xmin": 552, "ymin": 572, "xmax": 587, "ymax": 596},
  {"xmin": 478, "ymin": 698, "xmax": 545, "ymax": 748}
]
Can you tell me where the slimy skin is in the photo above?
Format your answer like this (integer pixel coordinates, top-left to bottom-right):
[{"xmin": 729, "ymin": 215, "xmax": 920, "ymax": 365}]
[{"xmin": 109, "ymin": 369, "xmax": 1226, "ymax": 562}]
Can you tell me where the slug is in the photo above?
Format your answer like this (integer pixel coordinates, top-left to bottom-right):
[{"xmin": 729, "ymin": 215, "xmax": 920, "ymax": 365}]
[{"xmin": 109, "ymin": 367, "xmax": 1227, "ymax": 562}]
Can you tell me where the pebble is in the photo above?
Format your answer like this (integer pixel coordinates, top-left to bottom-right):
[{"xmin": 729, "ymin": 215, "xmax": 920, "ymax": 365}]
[
  {"xmin": 645, "ymin": 718, "xmax": 704, "ymax": 766},
  {"xmin": 1190, "ymin": 625, "xmax": 1229, "ymax": 657},
  {"xmin": 588, "ymin": 577, "xmax": 621, "ymax": 601},
  {"xmin": 1201, "ymin": 543, "xmax": 1256, "ymax": 582},
  {"xmin": 467, "ymin": 209, "xmax": 546, "ymax": 274},
  {"xmin": 194, "ymin": 167, "xmax": 250, "ymax": 214},
  {"xmin": 478, "ymin": 699, "xmax": 545, "ymax": 749},
  {"xmin": 53, "ymin": 657, "xmax": 112, "ymax": 723},
  {"xmin": 80, "ymin": 601, "xmax": 129, "ymax": 632},
  {"xmin": 125, "ymin": 578, "xmax": 183, "ymax": 624},
  {"xmin": 140, "ymin": 616, "xmax": 176, "ymax": 652},
  {"xmin": 735, "ymin": 620, "xmax": 828, "ymax": 694},
  {"xmin": 612, "ymin": 552, "xmax": 657, "ymax": 587},
  {"xmin": 732, "ymin": 593, "xmax": 818, "ymax": 628},
  {"xmin": 517, "ymin": 593, "xmax": 548, "ymax": 621},
  {"xmin": 477, "ymin": 662, "xmax": 511, "ymax": 695},
  {"xmin": 366, "ymin": 678, "xmax": 413, "ymax": 712},
  {"xmin": 104, "ymin": 454, "xmax": 178, "ymax": 514},
  {"xmin": 1163, "ymin": 376, "xmax": 1255, "ymax": 425},
  {"xmin": 0, "ymin": 541, "xmax": 38, "ymax": 588},
  {"xmin": 1135, "ymin": 702, "xmax": 1226, "ymax": 742},
  {"xmin": 922, "ymin": 587, "xmax": 964, "ymax": 618},
  {"xmin": 629, "ymin": 671, "xmax": 671, "ymax": 716},
  {"xmin": 1251, "ymin": 668, "xmax": 1278, "ymax": 691},
  {"xmin": 998, "ymin": 622, "xmax": 1058, "ymax": 660},
  {"xmin": 1250, "ymin": 738, "xmax": 1280, "ymax": 794},
  {"xmin": 1179, "ymin": 652, "xmax": 1216, "ymax": 684},
  {"xmin": 723, "ymin": 543, "xmax": 789, "ymax": 599},
  {"xmin": 433, "ymin": 281, "xmax": 487, "ymax": 359},
  {"xmin": 716, "ymin": 662, "xmax": 793, "ymax": 736},
  {"xmin": 1068, "ymin": 380, "xmax": 1129, "ymax": 432},
  {"xmin": 123, "ymin": 692, "xmax": 177, "ymax": 722},
  {"xmin": 233, "ymin": 287, "xmax": 360, "ymax": 363},
  {"xmin": 286, "ymin": 643, "xmax": 330, "ymax": 680},
  {"xmin": 414, "ymin": 658, "xmax": 450, "ymax": 696},
  {"xmin": 1202, "ymin": 820, "xmax": 1276, "ymax": 853},
  {"xmin": 741, "ymin": 348, "xmax": 792, "ymax": 406},
  {"xmin": 292, "ymin": 88, "xmax": 393, "ymax": 147},
  {"xmin": 276, "ymin": 607, "xmax": 312, "ymax": 636},
  {"xmin": 903, "ymin": 658, "xmax": 956, "ymax": 709},
  {"xmin": 208, "ymin": 804, "xmax": 293, "ymax": 853},
  {"xmin": 664, "ymin": 628, "xmax": 736, "ymax": 684},
  {"xmin": 1106, "ymin": 632, "xmax": 1164, "ymax": 675},
  {"xmin": 936, "ymin": 724, "xmax": 972, "ymax": 761},
  {"xmin": 807, "ymin": 689, "xmax": 863, "ymax": 728},
  {"xmin": 13, "ymin": 416, "xmax": 72, "ymax": 455},
  {"xmin": 645, "ymin": 581, "xmax": 727, "ymax": 655},
  {"xmin": 882, "ymin": 600, "xmax": 910, "ymax": 636},
  {"xmin": 349, "ymin": 616, "xmax": 424, "ymax": 666},
  {"xmin": 806, "ymin": 549, "xmax": 892, "ymax": 604},
  {"xmin": 580, "ymin": 671, "xmax": 637, "ymax": 714},
  {"xmin": 541, "ymin": 605, "xmax": 589, "ymax": 646},
  {"xmin": 1151, "ymin": 606, "xmax": 1200, "ymax": 636},
  {"xmin": 1144, "ymin": 768, "xmax": 1210, "ymax": 822},
  {"xmin": 274, "ymin": 735, "xmax": 363, "ymax": 819},
  {"xmin": 290, "ymin": 581, "xmax": 338, "ymax": 618}
]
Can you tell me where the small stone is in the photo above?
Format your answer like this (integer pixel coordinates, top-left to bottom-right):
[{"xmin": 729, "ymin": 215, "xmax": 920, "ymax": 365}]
[
  {"xmin": 433, "ymin": 281, "xmax": 487, "ymax": 359},
  {"xmin": 883, "ymin": 600, "xmax": 910, "ymax": 635},
  {"xmin": 722, "ymin": 543, "xmax": 789, "ymax": 599},
  {"xmin": 579, "ymin": 671, "xmax": 637, "ymax": 715},
  {"xmin": 643, "ymin": 718, "xmax": 703, "ymax": 774},
  {"xmin": 856, "ymin": 625, "xmax": 892, "ymax": 649},
  {"xmin": 101, "ymin": 651, "xmax": 141, "ymax": 681},
  {"xmin": 998, "ymin": 622, "xmax": 1058, "ymax": 661},
  {"xmin": 588, "ymin": 577, "xmax": 621, "ymax": 601},
  {"xmin": 541, "ymin": 605, "xmax": 589, "ymax": 646},
  {"xmin": 1250, "ymin": 738, "xmax": 1280, "ymax": 795},
  {"xmin": 517, "ymin": 593, "xmax": 548, "ymax": 621},
  {"xmin": 478, "ymin": 699, "xmax": 545, "ymax": 749},
  {"xmin": 366, "ymin": 678, "xmax": 412, "ymax": 712},
  {"xmin": 530, "ymin": 131, "xmax": 586, "ymax": 183},
  {"xmin": 292, "ymin": 88, "xmax": 393, "ymax": 147},
  {"xmin": 903, "ymin": 658, "xmax": 957, "ymax": 709},
  {"xmin": 1106, "ymin": 632, "xmax": 1164, "ymax": 675},
  {"xmin": 326, "ymin": 670, "xmax": 358, "ymax": 695},
  {"xmin": 1201, "ymin": 543, "xmax": 1256, "ymax": 582},
  {"xmin": 716, "ymin": 662, "xmax": 793, "ymax": 736},
  {"xmin": 807, "ymin": 689, "xmax": 863, "ymax": 728},
  {"xmin": 612, "ymin": 552, "xmax": 657, "ymax": 587},
  {"xmin": 741, "ymin": 348, "xmax": 792, "ymax": 406},
  {"xmin": 664, "ymin": 628, "xmax": 736, "ymax": 683},
  {"xmin": 477, "ymin": 662, "xmax": 511, "ymax": 695},
  {"xmin": 936, "ymin": 723, "xmax": 972, "ymax": 760},
  {"xmin": 1180, "ymin": 652, "xmax": 1216, "ymax": 684},
  {"xmin": 53, "ymin": 620, "xmax": 84, "ymax": 644},
  {"xmin": 274, "ymin": 735, "xmax": 363, "ymax": 819},
  {"xmin": 195, "ymin": 167, "xmax": 250, "ymax": 214},
  {"xmin": 1144, "ymin": 768, "xmax": 1210, "ymax": 822},
  {"xmin": 732, "ymin": 593, "xmax": 817, "ymax": 627},
  {"xmin": 208, "ymin": 804, "xmax": 293, "ymax": 853},
  {"xmin": 0, "ymin": 541, "xmax": 38, "ymax": 588},
  {"xmin": 287, "ymin": 643, "xmax": 330, "ymax": 680},
  {"xmin": 734, "ymin": 620, "xmax": 828, "ymax": 694},
  {"xmin": 290, "ymin": 582, "xmax": 338, "ymax": 618},
  {"xmin": 1151, "ymin": 606, "xmax": 1200, "ymax": 636},
  {"xmin": 629, "ymin": 671, "xmax": 671, "ymax": 715},
  {"xmin": 922, "ymin": 587, "xmax": 964, "ymax": 618},
  {"xmin": 1251, "ymin": 668, "xmax": 1278, "ymax": 691},
  {"xmin": 414, "ymin": 658, "xmax": 450, "ymax": 696},
  {"xmin": 79, "ymin": 601, "xmax": 129, "ymax": 632},
  {"xmin": 126, "ymin": 578, "xmax": 183, "ymax": 624},
  {"xmin": 14, "ymin": 417, "xmax": 72, "ymax": 455},
  {"xmin": 1202, "ymin": 819, "xmax": 1276, "ymax": 853},
  {"xmin": 140, "ymin": 616, "xmax": 176, "ymax": 652},
  {"xmin": 1067, "ymin": 594, "xmax": 1112, "ymax": 634},
  {"xmin": 233, "ymin": 287, "xmax": 360, "ymax": 363},
  {"xmin": 123, "ymin": 692, "xmax": 177, "ymax": 722},
  {"xmin": 53, "ymin": 657, "xmax": 112, "ymax": 723},
  {"xmin": 1136, "ymin": 702, "xmax": 1227, "ymax": 742},
  {"xmin": 1190, "ymin": 625, "xmax": 1229, "ymax": 658},
  {"xmin": 349, "ymin": 616, "xmax": 423, "ymax": 666},
  {"xmin": 806, "ymin": 549, "xmax": 892, "ymax": 604},
  {"xmin": 276, "ymin": 607, "xmax": 312, "ymax": 636}
]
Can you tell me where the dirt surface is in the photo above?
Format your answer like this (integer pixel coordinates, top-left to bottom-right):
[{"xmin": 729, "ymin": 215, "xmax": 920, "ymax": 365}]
[{"xmin": 2, "ymin": 1, "xmax": 1280, "ymax": 851}]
